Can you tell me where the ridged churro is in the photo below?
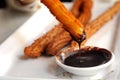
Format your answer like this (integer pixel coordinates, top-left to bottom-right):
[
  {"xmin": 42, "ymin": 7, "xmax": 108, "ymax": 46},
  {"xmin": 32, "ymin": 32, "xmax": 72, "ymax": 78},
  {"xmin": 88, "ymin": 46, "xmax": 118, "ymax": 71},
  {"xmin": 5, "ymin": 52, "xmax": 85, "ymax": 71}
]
[
  {"xmin": 24, "ymin": 24, "xmax": 64, "ymax": 57},
  {"xmin": 57, "ymin": 1, "xmax": 120, "ymax": 55},
  {"xmin": 46, "ymin": 31, "xmax": 72, "ymax": 56},
  {"xmin": 41, "ymin": 0, "xmax": 85, "ymax": 42},
  {"xmin": 46, "ymin": 0, "xmax": 93, "ymax": 55},
  {"xmin": 70, "ymin": 1, "xmax": 120, "ymax": 49},
  {"xmin": 82, "ymin": 1, "xmax": 120, "ymax": 46},
  {"xmin": 47, "ymin": 1, "xmax": 120, "ymax": 55},
  {"xmin": 24, "ymin": 0, "xmax": 86, "ymax": 57}
]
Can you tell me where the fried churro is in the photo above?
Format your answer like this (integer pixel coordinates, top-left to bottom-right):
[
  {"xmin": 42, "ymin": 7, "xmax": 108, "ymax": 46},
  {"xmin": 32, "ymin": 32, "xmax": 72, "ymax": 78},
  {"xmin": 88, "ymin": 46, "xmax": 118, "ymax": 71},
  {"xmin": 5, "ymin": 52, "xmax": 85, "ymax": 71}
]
[
  {"xmin": 24, "ymin": 24, "xmax": 64, "ymax": 57},
  {"xmin": 70, "ymin": 0, "xmax": 83, "ymax": 17},
  {"xmin": 57, "ymin": 1, "xmax": 120, "ymax": 55},
  {"xmin": 69, "ymin": 1, "xmax": 120, "ymax": 49},
  {"xmin": 47, "ymin": 1, "xmax": 120, "ymax": 55},
  {"xmin": 41, "ymin": 0, "xmax": 85, "ymax": 42},
  {"xmin": 46, "ymin": 0, "xmax": 93, "ymax": 55},
  {"xmin": 45, "ymin": 31, "xmax": 72, "ymax": 56},
  {"xmin": 24, "ymin": 0, "xmax": 85, "ymax": 57},
  {"xmin": 82, "ymin": 1, "xmax": 120, "ymax": 46}
]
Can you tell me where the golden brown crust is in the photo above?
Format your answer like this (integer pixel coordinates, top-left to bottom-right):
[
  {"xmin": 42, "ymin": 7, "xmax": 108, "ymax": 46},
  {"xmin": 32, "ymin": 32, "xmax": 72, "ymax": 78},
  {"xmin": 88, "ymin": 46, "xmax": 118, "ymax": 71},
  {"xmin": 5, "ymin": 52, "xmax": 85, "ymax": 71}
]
[
  {"xmin": 46, "ymin": 0, "xmax": 93, "ymax": 55},
  {"xmin": 24, "ymin": 1, "xmax": 120, "ymax": 58},
  {"xmin": 70, "ymin": 0, "xmax": 83, "ymax": 17},
  {"xmin": 46, "ymin": 1, "xmax": 120, "ymax": 55},
  {"xmin": 24, "ymin": 24, "xmax": 64, "ymax": 58},
  {"xmin": 41, "ymin": 0, "xmax": 84, "ymax": 41},
  {"xmin": 82, "ymin": 1, "xmax": 120, "ymax": 46},
  {"xmin": 70, "ymin": 1, "xmax": 120, "ymax": 48},
  {"xmin": 24, "ymin": 0, "xmax": 85, "ymax": 58},
  {"xmin": 46, "ymin": 31, "xmax": 72, "ymax": 55}
]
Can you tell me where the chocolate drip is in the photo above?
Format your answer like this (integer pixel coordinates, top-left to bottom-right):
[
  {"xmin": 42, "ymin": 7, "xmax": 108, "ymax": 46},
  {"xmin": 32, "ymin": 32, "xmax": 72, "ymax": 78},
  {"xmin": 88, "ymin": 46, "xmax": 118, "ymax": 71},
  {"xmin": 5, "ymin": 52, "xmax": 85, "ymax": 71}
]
[{"xmin": 71, "ymin": 31, "xmax": 86, "ymax": 49}]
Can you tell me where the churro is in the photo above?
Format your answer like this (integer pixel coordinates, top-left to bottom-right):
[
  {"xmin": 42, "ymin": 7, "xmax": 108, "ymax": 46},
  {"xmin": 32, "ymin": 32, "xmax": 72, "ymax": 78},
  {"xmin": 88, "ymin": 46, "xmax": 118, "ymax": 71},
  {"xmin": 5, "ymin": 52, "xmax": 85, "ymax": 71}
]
[
  {"xmin": 82, "ymin": 1, "xmax": 120, "ymax": 45},
  {"xmin": 24, "ymin": 24, "xmax": 64, "ymax": 57},
  {"xmin": 57, "ymin": 1, "xmax": 120, "ymax": 55},
  {"xmin": 46, "ymin": 0, "xmax": 93, "ymax": 55},
  {"xmin": 47, "ymin": 1, "xmax": 120, "ymax": 55},
  {"xmin": 24, "ymin": 0, "xmax": 85, "ymax": 57},
  {"xmin": 72, "ymin": 1, "xmax": 120, "ymax": 48},
  {"xmin": 41, "ymin": 0, "xmax": 85, "ymax": 42}
]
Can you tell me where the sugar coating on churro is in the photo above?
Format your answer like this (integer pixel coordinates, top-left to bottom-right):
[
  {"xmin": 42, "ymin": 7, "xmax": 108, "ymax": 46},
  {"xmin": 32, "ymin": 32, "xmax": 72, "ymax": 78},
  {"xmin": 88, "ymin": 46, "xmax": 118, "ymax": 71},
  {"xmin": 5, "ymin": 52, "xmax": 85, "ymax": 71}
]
[
  {"xmin": 46, "ymin": 0, "xmax": 93, "ymax": 55},
  {"xmin": 41, "ymin": 0, "xmax": 85, "ymax": 42},
  {"xmin": 24, "ymin": 0, "xmax": 89, "ymax": 57},
  {"xmin": 82, "ymin": 1, "xmax": 120, "ymax": 46},
  {"xmin": 24, "ymin": 24, "xmax": 64, "ymax": 57}
]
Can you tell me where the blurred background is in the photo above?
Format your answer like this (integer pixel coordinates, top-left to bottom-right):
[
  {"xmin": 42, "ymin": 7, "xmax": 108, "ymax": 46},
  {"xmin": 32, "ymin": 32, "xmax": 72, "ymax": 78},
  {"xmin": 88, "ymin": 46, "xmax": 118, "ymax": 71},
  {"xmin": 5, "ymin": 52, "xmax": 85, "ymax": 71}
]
[{"xmin": 0, "ymin": 0, "xmax": 7, "ymax": 8}]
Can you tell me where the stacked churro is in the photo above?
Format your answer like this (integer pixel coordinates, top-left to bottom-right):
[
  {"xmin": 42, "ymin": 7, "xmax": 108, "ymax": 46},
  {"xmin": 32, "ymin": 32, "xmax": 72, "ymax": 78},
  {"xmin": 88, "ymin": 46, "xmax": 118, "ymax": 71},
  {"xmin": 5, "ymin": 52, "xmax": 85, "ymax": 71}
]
[
  {"xmin": 41, "ymin": 0, "xmax": 86, "ymax": 43},
  {"xmin": 46, "ymin": 1, "xmax": 120, "ymax": 55},
  {"xmin": 68, "ymin": 1, "xmax": 120, "ymax": 49},
  {"xmin": 46, "ymin": 0, "xmax": 93, "ymax": 55},
  {"xmin": 24, "ymin": 0, "xmax": 92, "ymax": 57},
  {"xmin": 24, "ymin": 0, "xmax": 120, "ymax": 58},
  {"xmin": 55, "ymin": 1, "xmax": 120, "ymax": 55},
  {"xmin": 24, "ymin": 24, "xmax": 64, "ymax": 57}
]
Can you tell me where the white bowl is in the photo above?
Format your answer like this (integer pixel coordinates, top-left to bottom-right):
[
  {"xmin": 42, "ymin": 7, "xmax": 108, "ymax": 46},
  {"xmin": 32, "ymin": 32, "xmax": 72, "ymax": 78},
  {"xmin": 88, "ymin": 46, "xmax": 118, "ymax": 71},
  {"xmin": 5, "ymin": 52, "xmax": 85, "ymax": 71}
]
[{"xmin": 56, "ymin": 46, "xmax": 115, "ymax": 76}]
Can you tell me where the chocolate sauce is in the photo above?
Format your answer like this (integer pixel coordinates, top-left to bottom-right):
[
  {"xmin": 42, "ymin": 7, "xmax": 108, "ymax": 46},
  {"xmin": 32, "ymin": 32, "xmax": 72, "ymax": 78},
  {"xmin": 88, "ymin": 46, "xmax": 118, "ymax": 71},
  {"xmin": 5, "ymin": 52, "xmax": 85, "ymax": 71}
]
[
  {"xmin": 64, "ymin": 47, "xmax": 111, "ymax": 67},
  {"xmin": 71, "ymin": 31, "xmax": 86, "ymax": 49}
]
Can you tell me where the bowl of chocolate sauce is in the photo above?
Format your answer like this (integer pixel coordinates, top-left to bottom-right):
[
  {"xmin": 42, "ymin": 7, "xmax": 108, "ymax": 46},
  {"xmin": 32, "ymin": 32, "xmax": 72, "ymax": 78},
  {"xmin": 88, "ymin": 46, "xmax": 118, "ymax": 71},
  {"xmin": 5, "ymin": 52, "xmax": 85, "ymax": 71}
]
[{"xmin": 56, "ymin": 46, "xmax": 115, "ymax": 76}]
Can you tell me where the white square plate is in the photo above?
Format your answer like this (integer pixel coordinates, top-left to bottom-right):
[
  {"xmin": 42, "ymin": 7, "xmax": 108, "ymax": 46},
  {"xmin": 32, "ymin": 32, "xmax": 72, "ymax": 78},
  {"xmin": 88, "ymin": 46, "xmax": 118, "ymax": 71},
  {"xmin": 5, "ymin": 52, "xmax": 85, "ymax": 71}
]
[{"xmin": 0, "ymin": 1, "xmax": 120, "ymax": 80}]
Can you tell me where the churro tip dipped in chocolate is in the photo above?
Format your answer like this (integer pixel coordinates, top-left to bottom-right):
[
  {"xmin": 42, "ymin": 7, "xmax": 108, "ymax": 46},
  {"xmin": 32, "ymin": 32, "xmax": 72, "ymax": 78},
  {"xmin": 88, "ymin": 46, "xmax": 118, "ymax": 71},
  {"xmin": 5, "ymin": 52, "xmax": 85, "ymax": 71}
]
[
  {"xmin": 46, "ymin": 0, "xmax": 93, "ymax": 55},
  {"xmin": 24, "ymin": 0, "xmax": 92, "ymax": 58},
  {"xmin": 41, "ymin": 0, "xmax": 86, "ymax": 43}
]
